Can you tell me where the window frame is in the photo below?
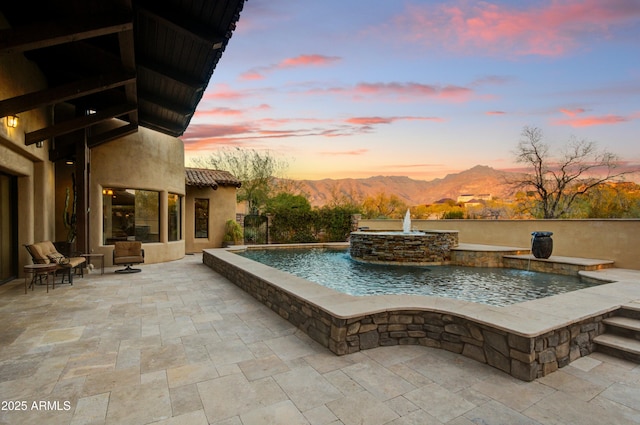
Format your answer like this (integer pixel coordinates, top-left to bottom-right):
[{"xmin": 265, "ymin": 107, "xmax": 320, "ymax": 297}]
[{"xmin": 194, "ymin": 198, "xmax": 209, "ymax": 239}]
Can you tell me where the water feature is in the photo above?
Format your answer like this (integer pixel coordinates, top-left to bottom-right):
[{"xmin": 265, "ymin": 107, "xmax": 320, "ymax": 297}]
[
  {"xmin": 403, "ymin": 208, "xmax": 412, "ymax": 233},
  {"xmin": 350, "ymin": 210, "xmax": 457, "ymax": 265},
  {"xmin": 237, "ymin": 247, "xmax": 598, "ymax": 306}
]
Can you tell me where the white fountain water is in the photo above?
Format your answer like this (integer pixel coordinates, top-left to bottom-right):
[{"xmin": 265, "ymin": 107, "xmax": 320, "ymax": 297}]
[{"xmin": 403, "ymin": 209, "xmax": 412, "ymax": 233}]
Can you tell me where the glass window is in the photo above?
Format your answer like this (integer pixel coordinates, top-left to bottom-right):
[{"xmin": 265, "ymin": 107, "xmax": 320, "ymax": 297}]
[
  {"xmin": 195, "ymin": 198, "xmax": 209, "ymax": 238},
  {"xmin": 103, "ymin": 188, "xmax": 160, "ymax": 244},
  {"xmin": 168, "ymin": 193, "xmax": 182, "ymax": 242}
]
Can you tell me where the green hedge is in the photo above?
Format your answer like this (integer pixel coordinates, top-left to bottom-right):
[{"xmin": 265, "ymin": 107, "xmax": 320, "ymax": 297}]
[{"xmin": 269, "ymin": 206, "xmax": 359, "ymax": 243}]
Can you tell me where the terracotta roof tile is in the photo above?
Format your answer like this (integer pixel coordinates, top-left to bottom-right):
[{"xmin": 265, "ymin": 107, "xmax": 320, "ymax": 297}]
[{"xmin": 185, "ymin": 168, "xmax": 241, "ymax": 189}]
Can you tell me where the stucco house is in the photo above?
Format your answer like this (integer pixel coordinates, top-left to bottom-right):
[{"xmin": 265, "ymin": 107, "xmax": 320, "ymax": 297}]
[
  {"xmin": 185, "ymin": 168, "xmax": 241, "ymax": 253},
  {"xmin": 0, "ymin": 1, "xmax": 246, "ymax": 284}
]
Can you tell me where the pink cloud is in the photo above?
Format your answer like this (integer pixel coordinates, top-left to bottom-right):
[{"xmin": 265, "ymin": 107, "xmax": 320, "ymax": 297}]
[
  {"xmin": 554, "ymin": 107, "xmax": 633, "ymax": 127},
  {"xmin": 354, "ymin": 82, "xmax": 472, "ymax": 101},
  {"xmin": 193, "ymin": 107, "xmax": 244, "ymax": 118},
  {"xmin": 559, "ymin": 108, "xmax": 587, "ymax": 117},
  {"xmin": 346, "ymin": 116, "xmax": 445, "ymax": 125},
  {"xmin": 554, "ymin": 114, "xmax": 629, "ymax": 127},
  {"xmin": 203, "ymin": 85, "xmax": 247, "ymax": 100},
  {"xmin": 280, "ymin": 54, "xmax": 341, "ymax": 68},
  {"xmin": 241, "ymin": 54, "xmax": 341, "ymax": 80},
  {"xmin": 239, "ymin": 71, "xmax": 265, "ymax": 81},
  {"xmin": 182, "ymin": 124, "xmax": 256, "ymax": 142},
  {"xmin": 319, "ymin": 149, "xmax": 369, "ymax": 156},
  {"xmin": 486, "ymin": 111, "xmax": 506, "ymax": 115},
  {"xmin": 306, "ymin": 82, "xmax": 474, "ymax": 102},
  {"xmin": 392, "ymin": 0, "xmax": 640, "ymax": 57}
]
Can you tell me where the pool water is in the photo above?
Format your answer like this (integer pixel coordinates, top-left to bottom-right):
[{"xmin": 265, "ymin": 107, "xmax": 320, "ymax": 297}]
[{"xmin": 237, "ymin": 248, "xmax": 599, "ymax": 306}]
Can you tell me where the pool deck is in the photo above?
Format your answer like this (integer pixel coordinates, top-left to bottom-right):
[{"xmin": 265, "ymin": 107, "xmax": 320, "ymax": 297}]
[{"xmin": 1, "ymin": 254, "xmax": 639, "ymax": 424}]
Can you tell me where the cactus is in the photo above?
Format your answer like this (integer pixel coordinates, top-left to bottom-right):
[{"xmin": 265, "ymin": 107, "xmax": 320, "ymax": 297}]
[{"xmin": 63, "ymin": 173, "xmax": 77, "ymax": 243}]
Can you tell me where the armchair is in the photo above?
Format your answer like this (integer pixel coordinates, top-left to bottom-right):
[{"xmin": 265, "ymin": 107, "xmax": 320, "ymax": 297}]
[{"xmin": 113, "ymin": 241, "xmax": 144, "ymax": 273}]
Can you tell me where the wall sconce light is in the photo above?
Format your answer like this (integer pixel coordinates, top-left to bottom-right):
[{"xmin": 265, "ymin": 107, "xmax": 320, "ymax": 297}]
[
  {"xmin": 102, "ymin": 189, "xmax": 114, "ymax": 196},
  {"xmin": 35, "ymin": 141, "xmax": 43, "ymax": 148},
  {"xmin": 65, "ymin": 158, "xmax": 75, "ymax": 166},
  {"xmin": 6, "ymin": 115, "xmax": 18, "ymax": 128}
]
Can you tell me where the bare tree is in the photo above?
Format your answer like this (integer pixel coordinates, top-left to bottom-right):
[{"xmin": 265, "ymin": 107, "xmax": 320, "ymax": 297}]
[
  {"xmin": 190, "ymin": 148, "xmax": 288, "ymax": 213},
  {"xmin": 512, "ymin": 126, "xmax": 630, "ymax": 219}
]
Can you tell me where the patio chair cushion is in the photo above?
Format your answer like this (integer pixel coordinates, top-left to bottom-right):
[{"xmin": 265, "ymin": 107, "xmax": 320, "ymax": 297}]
[
  {"xmin": 47, "ymin": 253, "xmax": 70, "ymax": 265},
  {"xmin": 113, "ymin": 241, "xmax": 144, "ymax": 265},
  {"xmin": 28, "ymin": 241, "xmax": 59, "ymax": 264},
  {"xmin": 27, "ymin": 241, "xmax": 85, "ymax": 268}
]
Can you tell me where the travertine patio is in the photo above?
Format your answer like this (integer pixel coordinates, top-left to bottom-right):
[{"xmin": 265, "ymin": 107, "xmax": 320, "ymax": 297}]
[{"xmin": 1, "ymin": 254, "xmax": 639, "ymax": 424}]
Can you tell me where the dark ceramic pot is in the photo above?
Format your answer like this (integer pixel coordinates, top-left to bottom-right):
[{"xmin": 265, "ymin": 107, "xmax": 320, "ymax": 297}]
[{"xmin": 531, "ymin": 231, "xmax": 553, "ymax": 259}]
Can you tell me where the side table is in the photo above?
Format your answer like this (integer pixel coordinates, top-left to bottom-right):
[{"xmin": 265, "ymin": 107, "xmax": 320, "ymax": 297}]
[
  {"xmin": 23, "ymin": 264, "xmax": 58, "ymax": 293},
  {"xmin": 81, "ymin": 253, "xmax": 105, "ymax": 275}
]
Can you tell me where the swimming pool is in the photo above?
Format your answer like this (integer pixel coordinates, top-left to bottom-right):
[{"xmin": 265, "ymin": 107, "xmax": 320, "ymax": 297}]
[{"xmin": 237, "ymin": 247, "xmax": 599, "ymax": 306}]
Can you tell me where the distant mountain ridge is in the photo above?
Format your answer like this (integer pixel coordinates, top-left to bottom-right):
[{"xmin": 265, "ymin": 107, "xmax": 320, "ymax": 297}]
[{"xmin": 292, "ymin": 165, "xmax": 519, "ymax": 207}]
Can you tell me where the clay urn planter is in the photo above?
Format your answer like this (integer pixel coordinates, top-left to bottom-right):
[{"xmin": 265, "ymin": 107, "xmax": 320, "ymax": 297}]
[{"xmin": 531, "ymin": 231, "xmax": 553, "ymax": 259}]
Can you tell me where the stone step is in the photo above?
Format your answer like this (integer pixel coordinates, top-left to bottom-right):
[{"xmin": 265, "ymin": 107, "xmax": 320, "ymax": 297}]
[
  {"xmin": 619, "ymin": 303, "xmax": 640, "ymax": 320},
  {"xmin": 603, "ymin": 316, "xmax": 640, "ymax": 333},
  {"xmin": 594, "ymin": 334, "xmax": 640, "ymax": 363}
]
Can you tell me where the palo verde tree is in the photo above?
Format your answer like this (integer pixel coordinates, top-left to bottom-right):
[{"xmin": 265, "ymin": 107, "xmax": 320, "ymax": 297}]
[
  {"xmin": 512, "ymin": 126, "xmax": 630, "ymax": 219},
  {"xmin": 191, "ymin": 147, "xmax": 288, "ymax": 214}
]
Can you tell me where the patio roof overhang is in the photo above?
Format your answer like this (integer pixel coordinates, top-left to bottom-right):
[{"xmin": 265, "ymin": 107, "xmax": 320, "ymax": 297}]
[{"xmin": 0, "ymin": 0, "xmax": 245, "ymax": 161}]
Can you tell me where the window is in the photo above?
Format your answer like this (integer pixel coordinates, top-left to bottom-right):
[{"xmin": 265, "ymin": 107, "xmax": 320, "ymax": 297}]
[
  {"xmin": 103, "ymin": 188, "xmax": 160, "ymax": 244},
  {"xmin": 195, "ymin": 198, "xmax": 209, "ymax": 238},
  {"xmin": 168, "ymin": 193, "xmax": 182, "ymax": 242}
]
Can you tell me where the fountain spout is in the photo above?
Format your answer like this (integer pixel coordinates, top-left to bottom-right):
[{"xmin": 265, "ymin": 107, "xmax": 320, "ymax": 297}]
[{"xmin": 403, "ymin": 209, "xmax": 412, "ymax": 233}]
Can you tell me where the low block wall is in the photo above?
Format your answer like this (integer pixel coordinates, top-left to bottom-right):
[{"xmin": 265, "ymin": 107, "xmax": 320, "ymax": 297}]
[{"xmin": 203, "ymin": 248, "xmax": 612, "ymax": 381}]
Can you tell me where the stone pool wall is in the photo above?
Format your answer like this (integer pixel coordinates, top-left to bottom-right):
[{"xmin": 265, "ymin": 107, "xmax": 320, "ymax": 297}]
[
  {"xmin": 203, "ymin": 249, "xmax": 611, "ymax": 381},
  {"xmin": 333, "ymin": 311, "xmax": 609, "ymax": 381},
  {"xmin": 350, "ymin": 231, "xmax": 458, "ymax": 265}
]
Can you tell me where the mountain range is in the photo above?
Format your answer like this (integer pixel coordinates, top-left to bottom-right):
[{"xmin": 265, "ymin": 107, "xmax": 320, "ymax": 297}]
[{"xmin": 293, "ymin": 165, "xmax": 520, "ymax": 207}]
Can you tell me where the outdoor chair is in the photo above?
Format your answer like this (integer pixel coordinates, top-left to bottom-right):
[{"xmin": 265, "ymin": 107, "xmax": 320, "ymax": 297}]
[
  {"xmin": 24, "ymin": 241, "xmax": 86, "ymax": 284},
  {"xmin": 113, "ymin": 241, "xmax": 144, "ymax": 273}
]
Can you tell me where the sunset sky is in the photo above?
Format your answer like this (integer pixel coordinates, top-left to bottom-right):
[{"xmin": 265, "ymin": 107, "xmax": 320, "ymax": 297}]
[{"xmin": 182, "ymin": 0, "xmax": 640, "ymax": 181}]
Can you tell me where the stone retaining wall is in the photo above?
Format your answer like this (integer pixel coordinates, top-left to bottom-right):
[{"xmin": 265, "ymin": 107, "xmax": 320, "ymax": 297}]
[{"xmin": 203, "ymin": 249, "xmax": 610, "ymax": 381}]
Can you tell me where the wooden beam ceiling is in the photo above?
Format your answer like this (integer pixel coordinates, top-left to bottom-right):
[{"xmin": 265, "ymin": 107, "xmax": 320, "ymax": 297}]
[
  {"xmin": 25, "ymin": 103, "xmax": 137, "ymax": 146},
  {"xmin": 0, "ymin": 12, "xmax": 133, "ymax": 55},
  {"xmin": 0, "ymin": 0, "xmax": 245, "ymax": 157},
  {"xmin": 0, "ymin": 71, "xmax": 136, "ymax": 117},
  {"xmin": 137, "ymin": 6, "xmax": 226, "ymax": 49}
]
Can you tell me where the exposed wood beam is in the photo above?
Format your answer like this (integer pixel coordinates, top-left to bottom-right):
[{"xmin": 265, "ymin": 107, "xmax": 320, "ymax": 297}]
[
  {"xmin": 88, "ymin": 123, "xmax": 138, "ymax": 148},
  {"xmin": 137, "ymin": 6, "xmax": 226, "ymax": 49},
  {"xmin": 25, "ymin": 103, "xmax": 136, "ymax": 146},
  {"xmin": 139, "ymin": 91, "xmax": 193, "ymax": 117},
  {"xmin": 0, "ymin": 71, "xmax": 136, "ymax": 117},
  {"xmin": 0, "ymin": 12, "xmax": 133, "ymax": 55},
  {"xmin": 137, "ymin": 60, "xmax": 206, "ymax": 92},
  {"xmin": 118, "ymin": 29, "xmax": 138, "ymax": 125},
  {"xmin": 139, "ymin": 117, "xmax": 185, "ymax": 137}
]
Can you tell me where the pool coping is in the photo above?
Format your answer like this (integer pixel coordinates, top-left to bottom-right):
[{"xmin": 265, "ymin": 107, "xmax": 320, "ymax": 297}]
[{"xmin": 203, "ymin": 243, "xmax": 640, "ymax": 380}]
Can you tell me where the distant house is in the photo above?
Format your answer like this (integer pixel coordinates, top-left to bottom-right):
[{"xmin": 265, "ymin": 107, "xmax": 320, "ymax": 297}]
[
  {"xmin": 457, "ymin": 193, "xmax": 491, "ymax": 203},
  {"xmin": 185, "ymin": 168, "xmax": 241, "ymax": 253},
  {"xmin": 457, "ymin": 194, "xmax": 475, "ymax": 203}
]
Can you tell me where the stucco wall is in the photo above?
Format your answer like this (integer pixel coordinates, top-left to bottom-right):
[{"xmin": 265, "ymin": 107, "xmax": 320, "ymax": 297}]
[
  {"xmin": 185, "ymin": 185, "xmax": 238, "ymax": 253},
  {"xmin": 90, "ymin": 128, "xmax": 185, "ymax": 265},
  {"xmin": 358, "ymin": 219, "xmax": 640, "ymax": 270},
  {"xmin": 0, "ymin": 35, "xmax": 55, "ymax": 274}
]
